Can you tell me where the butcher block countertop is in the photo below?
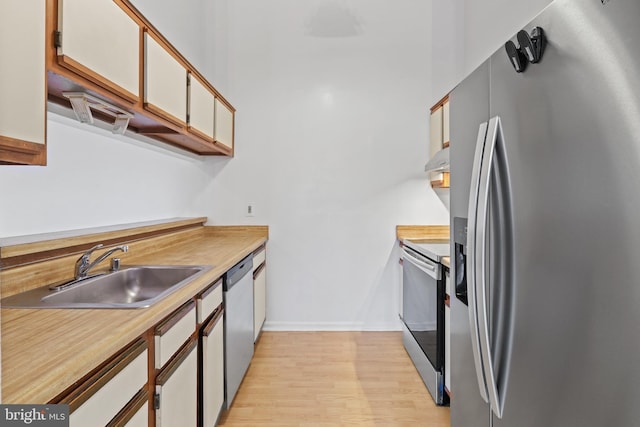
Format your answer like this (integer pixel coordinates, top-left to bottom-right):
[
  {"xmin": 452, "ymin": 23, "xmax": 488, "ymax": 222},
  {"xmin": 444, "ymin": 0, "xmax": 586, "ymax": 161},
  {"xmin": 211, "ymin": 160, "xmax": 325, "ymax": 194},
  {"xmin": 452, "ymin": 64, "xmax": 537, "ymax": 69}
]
[{"xmin": 1, "ymin": 220, "xmax": 268, "ymax": 404}]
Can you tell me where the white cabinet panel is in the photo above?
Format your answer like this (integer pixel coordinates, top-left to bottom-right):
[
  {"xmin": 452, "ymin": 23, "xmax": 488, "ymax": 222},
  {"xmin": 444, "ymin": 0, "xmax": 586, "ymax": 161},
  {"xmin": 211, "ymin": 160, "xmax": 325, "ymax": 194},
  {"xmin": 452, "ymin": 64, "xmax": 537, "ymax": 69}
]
[
  {"xmin": 155, "ymin": 302, "xmax": 196, "ymax": 369},
  {"xmin": 202, "ymin": 311, "xmax": 224, "ymax": 427},
  {"xmin": 59, "ymin": 0, "xmax": 139, "ymax": 96},
  {"xmin": 69, "ymin": 343, "xmax": 147, "ymax": 427},
  {"xmin": 189, "ymin": 75, "xmax": 215, "ymax": 140},
  {"xmin": 145, "ymin": 33, "xmax": 187, "ymax": 124},
  {"xmin": 252, "ymin": 248, "xmax": 266, "ymax": 272},
  {"xmin": 443, "ymin": 100, "xmax": 450, "ymax": 145},
  {"xmin": 197, "ymin": 280, "xmax": 223, "ymax": 324},
  {"xmin": 0, "ymin": 0, "xmax": 45, "ymax": 145},
  {"xmin": 124, "ymin": 403, "xmax": 148, "ymax": 427},
  {"xmin": 156, "ymin": 342, "xmax": 198, "ymax": 427},
  {"xmin": 214, "ymin": 98, "xmax": 234, "ymax": 151},
  {"xmin": 429, "ymin": 106, "xmax": 444, "ymax": 157},
  {"xmin": 254, "ymin": 266, "xmax": 266, "ymax": 342}
]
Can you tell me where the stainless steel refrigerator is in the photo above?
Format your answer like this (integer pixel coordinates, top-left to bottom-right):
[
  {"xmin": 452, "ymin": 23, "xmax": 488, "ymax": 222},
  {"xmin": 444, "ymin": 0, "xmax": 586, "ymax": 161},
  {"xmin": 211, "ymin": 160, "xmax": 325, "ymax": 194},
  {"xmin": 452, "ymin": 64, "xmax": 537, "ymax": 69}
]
[{"xmin": 449, "ymin": 0, "xmax": 640, "ymax": 426}]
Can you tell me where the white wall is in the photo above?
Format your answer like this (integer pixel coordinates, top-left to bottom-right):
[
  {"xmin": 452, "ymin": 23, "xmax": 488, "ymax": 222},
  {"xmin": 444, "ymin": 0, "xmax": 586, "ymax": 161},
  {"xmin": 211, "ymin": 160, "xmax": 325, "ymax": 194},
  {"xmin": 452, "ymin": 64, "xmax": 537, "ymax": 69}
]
[
  {"xmin": 129, "ymin": 0, "xmax": 208, "ymax": 73},
  {"xmin": 462, "ymin": 0, "xmax": 552, "ymax": 76},
  {"xmin": 431, "ymin": 0, "xmax": 465, "ymax": 104},
  {"xmin": 0, "ymin": 113, "xmax": 208, "ymax": 237},
  {"xmin": 0, "ymin": 1, "xmax": 213, "ymax": 239},
  {"xmin": 202, "ymin": 0, "xmax": 449, "ymax": 330},
  {"xmin": 430, "ymin": 0, "xmax": 552, "ymax": 102}
]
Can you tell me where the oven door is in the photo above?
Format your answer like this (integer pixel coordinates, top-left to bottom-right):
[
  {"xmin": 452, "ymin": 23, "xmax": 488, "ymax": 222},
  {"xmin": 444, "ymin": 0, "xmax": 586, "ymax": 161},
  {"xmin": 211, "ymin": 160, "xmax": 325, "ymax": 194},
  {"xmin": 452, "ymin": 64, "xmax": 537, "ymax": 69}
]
[{"xmin": 402, "ymin": 246, "xmax": 443, "ymax": 371}]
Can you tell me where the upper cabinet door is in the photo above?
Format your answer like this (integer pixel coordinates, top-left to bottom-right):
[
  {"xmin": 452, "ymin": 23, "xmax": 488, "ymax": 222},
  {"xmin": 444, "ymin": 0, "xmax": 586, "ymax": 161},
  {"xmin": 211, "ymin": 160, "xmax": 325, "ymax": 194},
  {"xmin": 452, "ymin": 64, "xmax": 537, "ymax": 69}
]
[
  {"xmin": 188, "ymin": 74, "xmax": 215, "ymax": 141},
  {"xmin": 144, "ymin": 32, "xmax": 187, "ymax": 126},
  {"xmin": 442, "ymin": 100, "xmax": 450, "ymax": 147},
  {"xmin": 0, "ymin": 0, "xmax": 46, "ymax": 165},
  {"xmin": 58, "ymin": 0, "xmax": 139, "ymax": 102},
  {"xmin": 214, "ymin": 98, "xmax": 234, "ymax": 152},
  {"xmin": 429, "ymin": 105, "xmax": 444, "ymax": 157}
]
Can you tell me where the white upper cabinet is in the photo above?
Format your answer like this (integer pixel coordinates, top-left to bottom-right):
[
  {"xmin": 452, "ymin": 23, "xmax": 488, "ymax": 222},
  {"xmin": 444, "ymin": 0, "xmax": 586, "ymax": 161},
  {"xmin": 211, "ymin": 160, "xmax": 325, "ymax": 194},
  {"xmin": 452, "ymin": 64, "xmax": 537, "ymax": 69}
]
[
  {"xmin": 443, "ymin": 100, "xmax": 450, "ymax": 146},
  {"xmin": 144, "ymin": 32, "xmax": 187, "ymax": 125},
  {"xmin": 0, "ymin": 0, "xmax": 46, "ymax": 164},
  {"xmin": 188, "ymin": 74, "xmax": 215, "ymax": 141},
  {"xmin": 58, "ymin": 0, "xmax": 139, "ymax": 100},
  {"xmin": 214, "ymin": 98, "xmax": 234, "ymax": 152}
]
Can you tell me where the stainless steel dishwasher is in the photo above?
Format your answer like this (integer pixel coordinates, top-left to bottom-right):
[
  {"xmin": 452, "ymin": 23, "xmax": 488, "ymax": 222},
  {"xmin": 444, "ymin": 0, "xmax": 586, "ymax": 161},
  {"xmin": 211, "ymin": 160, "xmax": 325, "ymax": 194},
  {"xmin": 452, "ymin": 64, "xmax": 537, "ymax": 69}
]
[{"xmin": 223, "ymin": 254, "xmax": 254, "ymax": 409}]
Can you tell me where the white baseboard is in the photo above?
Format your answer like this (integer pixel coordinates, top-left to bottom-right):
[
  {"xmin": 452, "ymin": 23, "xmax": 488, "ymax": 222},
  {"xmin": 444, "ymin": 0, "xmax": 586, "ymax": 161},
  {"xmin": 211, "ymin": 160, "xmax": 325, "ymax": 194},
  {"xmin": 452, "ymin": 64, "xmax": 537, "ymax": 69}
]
[{"xmin": 263, "ymin": 320, "xmax": 402, "ymax": 332}]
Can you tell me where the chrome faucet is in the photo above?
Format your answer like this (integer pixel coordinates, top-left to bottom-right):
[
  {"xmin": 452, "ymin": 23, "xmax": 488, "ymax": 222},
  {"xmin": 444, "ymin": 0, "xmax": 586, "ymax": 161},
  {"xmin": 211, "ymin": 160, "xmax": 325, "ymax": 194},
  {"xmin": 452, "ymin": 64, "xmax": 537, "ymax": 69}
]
[{"xmin": 75, "ymin": 244, "xmax": 129, "ymax": 279}]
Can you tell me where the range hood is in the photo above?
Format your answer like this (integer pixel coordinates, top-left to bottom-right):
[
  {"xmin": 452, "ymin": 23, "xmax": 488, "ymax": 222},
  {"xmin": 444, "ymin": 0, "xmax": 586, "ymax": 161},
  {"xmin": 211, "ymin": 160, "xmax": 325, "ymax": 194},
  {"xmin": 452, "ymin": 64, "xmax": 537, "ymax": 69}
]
[{"xmin": 424, "ymin": 147, "xmax": 450, "ymax": 173}]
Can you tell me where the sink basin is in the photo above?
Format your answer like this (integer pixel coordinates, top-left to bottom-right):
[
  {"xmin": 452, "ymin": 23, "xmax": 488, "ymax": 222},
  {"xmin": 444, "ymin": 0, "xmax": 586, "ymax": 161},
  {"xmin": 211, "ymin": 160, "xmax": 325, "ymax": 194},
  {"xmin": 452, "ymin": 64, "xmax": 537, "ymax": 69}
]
[{"xmin": 1, "ymin": 265, "xmax": 212, "ymax": 309}]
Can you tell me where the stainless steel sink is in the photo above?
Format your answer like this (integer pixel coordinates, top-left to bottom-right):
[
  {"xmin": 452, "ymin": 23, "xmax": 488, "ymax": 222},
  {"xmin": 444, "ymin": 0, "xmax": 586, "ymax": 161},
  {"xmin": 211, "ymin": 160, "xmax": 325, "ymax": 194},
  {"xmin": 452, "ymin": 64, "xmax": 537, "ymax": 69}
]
[{"xmin": 1, "ymin": 265, "xmax": 212, "ymax": 309}]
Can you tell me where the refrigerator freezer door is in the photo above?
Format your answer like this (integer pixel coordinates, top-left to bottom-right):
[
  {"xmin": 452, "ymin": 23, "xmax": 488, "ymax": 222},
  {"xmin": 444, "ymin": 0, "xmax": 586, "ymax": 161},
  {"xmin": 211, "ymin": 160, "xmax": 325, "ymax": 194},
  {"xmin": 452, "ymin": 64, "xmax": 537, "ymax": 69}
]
[
  {"xmin": 450, "ymin": 61, "xmax": 492, "ymax": 427},
  {"xmin": 490, "ymin": 0, "xmax": 640, "ymax": 426}
]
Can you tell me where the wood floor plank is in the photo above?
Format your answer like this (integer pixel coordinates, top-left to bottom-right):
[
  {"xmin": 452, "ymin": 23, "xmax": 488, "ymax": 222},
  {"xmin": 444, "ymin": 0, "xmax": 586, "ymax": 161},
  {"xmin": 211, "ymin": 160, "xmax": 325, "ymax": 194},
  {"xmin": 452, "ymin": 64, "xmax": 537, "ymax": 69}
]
[{"xmin": 218, "ymin": 331, "xmax": 450, "ymax": 427}]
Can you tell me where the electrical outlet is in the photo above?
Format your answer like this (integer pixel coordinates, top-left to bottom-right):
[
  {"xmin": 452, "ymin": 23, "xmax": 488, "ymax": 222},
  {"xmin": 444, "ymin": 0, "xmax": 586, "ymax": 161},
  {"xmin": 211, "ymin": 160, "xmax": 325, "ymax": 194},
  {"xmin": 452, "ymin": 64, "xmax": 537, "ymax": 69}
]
[{"xmin": 246, "ymin": 203, "xmax": 255, "ymax": 217}]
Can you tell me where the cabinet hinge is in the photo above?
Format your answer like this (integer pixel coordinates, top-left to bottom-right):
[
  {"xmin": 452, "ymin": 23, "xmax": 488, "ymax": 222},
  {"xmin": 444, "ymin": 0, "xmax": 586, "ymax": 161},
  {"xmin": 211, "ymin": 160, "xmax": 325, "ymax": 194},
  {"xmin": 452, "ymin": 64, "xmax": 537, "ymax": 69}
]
[
  {"xmin": 186, "ymin": 113, "xmax": 190, "ymax": 123},
  {"xmin": 154, "ymin": 393, "xmax": 161, "ymax": 410},
  {"xmin": 54, "ymin": 31, "xmax": 62, "ymax": 48}
]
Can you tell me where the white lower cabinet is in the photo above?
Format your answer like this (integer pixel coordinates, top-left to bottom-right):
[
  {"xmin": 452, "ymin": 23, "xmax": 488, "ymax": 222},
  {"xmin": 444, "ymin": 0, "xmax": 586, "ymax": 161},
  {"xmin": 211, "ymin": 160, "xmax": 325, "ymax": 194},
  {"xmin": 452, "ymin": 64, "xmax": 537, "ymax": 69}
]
[
  {"xmin": 106, "ymin": 389, "xmax": 148, "ymax": 427},
  {"xmin": 123, "ymin": 404, "xmax": 148, "ymax": 427},
  {"xmin": 63, "ymin": 339, "xmax": 148, "ymax": 427},
  {"xmin": 155, "ymin": 340, "xmax": 198, "ymax": 427},
  {"xmin": 252, "ymin": 247, "xmax": 267, "ymax": 342},
  {"xmin": 155, "ymin": 300, "xmax": 197, "ymax": 369},
  {"xmin": 253, "ymin": 265, "xmax": 266, "ymax": 342},
  {"xmin": 200, "ymin": 306, "xmax": 225, "ymax": 427}
]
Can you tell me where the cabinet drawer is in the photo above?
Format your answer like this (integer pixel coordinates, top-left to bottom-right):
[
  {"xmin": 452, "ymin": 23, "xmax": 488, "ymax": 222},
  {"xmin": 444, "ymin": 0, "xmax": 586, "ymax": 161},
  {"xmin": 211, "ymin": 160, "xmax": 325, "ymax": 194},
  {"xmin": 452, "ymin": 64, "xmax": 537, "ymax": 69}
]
[
  {"xmin": 197, "ymin": 279, "xmax": 223, "ymax": 324},
  {"xmin": 154, "ymin": 301, "xmax": 196, "ymax": 368},
  {"xmin": 106, "ymin": 389, "xmax": 148, "ymax": 427},
  {"xmin": 64, "ymin": 339, "xmax": 147, "ymax": 427},
  {"xmin": 253, "ymin": 247, "xmax": 266, "ymax": 271},
  {"xmin": 155, "ymin": 340, "xmax": 198, "ymax": 427}
]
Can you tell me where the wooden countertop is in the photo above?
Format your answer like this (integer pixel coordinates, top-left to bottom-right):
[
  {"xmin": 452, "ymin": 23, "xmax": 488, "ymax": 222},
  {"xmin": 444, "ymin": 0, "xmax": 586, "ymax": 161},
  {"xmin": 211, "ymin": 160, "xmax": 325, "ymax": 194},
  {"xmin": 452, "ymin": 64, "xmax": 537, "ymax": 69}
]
[
  {"xmin": 1, "ymin": 225, "xmax": 267, "ymax": 404},
  {"xmin": 396, "ymin": 225, "xmax": 449, "ymax": 242}
]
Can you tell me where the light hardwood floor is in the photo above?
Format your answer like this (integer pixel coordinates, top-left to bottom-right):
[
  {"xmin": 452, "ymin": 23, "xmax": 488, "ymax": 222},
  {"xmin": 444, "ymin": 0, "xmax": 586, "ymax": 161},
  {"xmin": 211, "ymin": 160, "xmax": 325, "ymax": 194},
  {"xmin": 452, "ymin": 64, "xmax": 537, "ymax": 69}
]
[{"xmin": 218, "ymin": 331, "xmax": 450, "ymax": 427}]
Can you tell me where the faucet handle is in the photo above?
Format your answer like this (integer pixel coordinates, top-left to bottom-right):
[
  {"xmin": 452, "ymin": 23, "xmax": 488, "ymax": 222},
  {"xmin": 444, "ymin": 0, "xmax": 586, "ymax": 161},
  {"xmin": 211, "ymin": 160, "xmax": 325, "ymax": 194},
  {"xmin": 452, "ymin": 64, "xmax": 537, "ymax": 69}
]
[
  {"xmin": 82, "ymin": 244, "xmax": 104, "ymax": 258},
  {"xmin": 75, "ymin": 244, "xmax": 104, "ymax": 278}
]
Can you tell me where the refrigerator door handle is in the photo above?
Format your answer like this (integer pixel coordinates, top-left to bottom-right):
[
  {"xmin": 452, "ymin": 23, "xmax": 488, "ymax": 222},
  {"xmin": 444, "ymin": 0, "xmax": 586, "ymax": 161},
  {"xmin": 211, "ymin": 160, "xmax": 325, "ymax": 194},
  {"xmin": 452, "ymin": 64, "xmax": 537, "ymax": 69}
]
[
  {"xmin": 476, "ymin": 116, "xmax": 507, "ymax": 418},
  {"xmin": 466, "ymin": 121, "xmax": 490, "ymax": 403}
]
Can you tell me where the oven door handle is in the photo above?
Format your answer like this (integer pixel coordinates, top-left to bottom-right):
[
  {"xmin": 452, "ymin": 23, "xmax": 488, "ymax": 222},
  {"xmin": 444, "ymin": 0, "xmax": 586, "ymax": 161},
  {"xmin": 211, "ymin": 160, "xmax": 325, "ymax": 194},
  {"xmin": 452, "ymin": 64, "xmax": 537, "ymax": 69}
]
[{"xmin": 402, "ymin": 248, "xmax": 439, "ymax": 280}]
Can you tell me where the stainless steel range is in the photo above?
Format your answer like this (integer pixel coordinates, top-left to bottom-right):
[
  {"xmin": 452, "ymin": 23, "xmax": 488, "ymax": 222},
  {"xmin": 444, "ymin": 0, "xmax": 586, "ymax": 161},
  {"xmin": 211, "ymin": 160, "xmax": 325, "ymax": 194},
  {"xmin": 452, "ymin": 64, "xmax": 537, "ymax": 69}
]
[{"xmin": 401, "ymin": 240, "xmax": 450, "ymax": 405}]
